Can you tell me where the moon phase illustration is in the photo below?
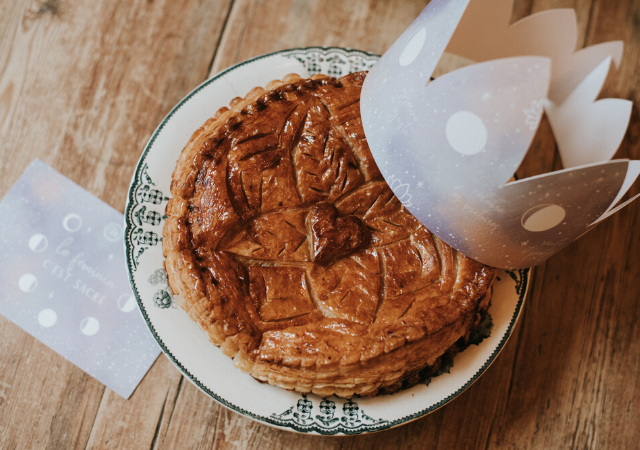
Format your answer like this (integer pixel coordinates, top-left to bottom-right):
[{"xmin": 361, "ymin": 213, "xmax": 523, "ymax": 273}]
[
  {"xmin": 117, "ymin": 294, "xmax": 137, "ymax": 312},
  {"xmin": 38, "ymin": 309, "xmax": 57, "ymax": 328},
  {"xmin": 103, "ymin": 223, "xmax": 123, "ymax": 242},
  {"xmin": 80, "ymin": 317, "xmax": 100, "ymax": 336},
  {"xmin": 62, "ymin": 213, "xmax": 82, "ymax": 232},
  {"xmin": 18, "ymin": 274, "xmax": 38, "ymax": 293},
  {"xmin": 28, "ymin": 234, "xmax": 48, "ymax": 252}
]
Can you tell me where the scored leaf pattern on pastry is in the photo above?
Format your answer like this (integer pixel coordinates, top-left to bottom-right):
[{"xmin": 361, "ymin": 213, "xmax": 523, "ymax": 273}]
[{"xmin": 197, "ymin": 73, "xmax": 462, "ymax": 328}]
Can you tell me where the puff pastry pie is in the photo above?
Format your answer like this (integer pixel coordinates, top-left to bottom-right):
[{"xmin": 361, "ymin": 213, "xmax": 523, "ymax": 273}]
[{"xmin": 163, "ymin": 72, "xmax": 497, "ymax": 398}]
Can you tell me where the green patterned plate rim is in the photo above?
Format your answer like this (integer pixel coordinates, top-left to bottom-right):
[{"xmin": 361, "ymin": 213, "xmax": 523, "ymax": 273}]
[{"xmin": 124, "ymin": 47, "xmax": 530, "ymax": 435}]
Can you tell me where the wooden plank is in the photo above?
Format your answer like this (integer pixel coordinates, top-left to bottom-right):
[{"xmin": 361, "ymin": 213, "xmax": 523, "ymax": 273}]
[
  {"xmin": 0, "ymin": 318, "xmax": 105, "ymax": 450},
  {"xmin": 0, "ymin": 0, "xmax": 232, "ymax": 448},
  {"xmin": 0, "ymin": 0, "xmax": 232, "ymax": 211},
  {"xmin": 84, "ymin": 356, "xmax": 182, "ymax": 450},
  {"xmin": 209, "ymin": 0, "xmax": 428, "ymax": 77},
  {"xmin": 0, "ymin": 0, "xmax": 638, "ymax": 447}
]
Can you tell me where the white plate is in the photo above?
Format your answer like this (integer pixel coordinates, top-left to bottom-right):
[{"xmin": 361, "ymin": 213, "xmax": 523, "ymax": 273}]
[{"xmin": 124, "ymin": 47, "xmax": 529, "ymax": 435}]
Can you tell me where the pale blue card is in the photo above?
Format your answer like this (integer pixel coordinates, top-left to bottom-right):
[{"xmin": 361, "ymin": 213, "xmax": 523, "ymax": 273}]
[{"xmin": 0, "ymin": 159, "xmax": 160, "ymax": 398}]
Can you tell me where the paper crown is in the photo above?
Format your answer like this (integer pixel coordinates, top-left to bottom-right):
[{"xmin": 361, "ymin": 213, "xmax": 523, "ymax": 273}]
[{"xmin": 360, "ymin": 0, "xmax": 640, "ymax": 269}]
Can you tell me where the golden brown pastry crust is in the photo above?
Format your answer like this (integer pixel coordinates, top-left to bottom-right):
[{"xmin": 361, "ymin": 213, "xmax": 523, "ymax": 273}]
[{"xmin": 163, "ymin": 72, "xmax": 497, "ymax": 398}]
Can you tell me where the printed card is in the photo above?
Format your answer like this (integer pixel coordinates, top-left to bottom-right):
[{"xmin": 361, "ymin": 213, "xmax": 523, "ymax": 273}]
[{"xmin": 0, "ymin": 159, "xmax": 160, "ymax": 398}]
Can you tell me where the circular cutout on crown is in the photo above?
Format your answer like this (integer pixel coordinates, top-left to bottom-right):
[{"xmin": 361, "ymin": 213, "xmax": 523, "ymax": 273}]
[
  {"xmin": 522, "ymin": 204, "xmax": 566, "ymax": 232},
  {"xmin": 399, "ymin": 28, "xmax": 427, "ymax": 66},
  {"xmin": 446, "ymin": 111, "xmax": 487, "ymax": 155}
]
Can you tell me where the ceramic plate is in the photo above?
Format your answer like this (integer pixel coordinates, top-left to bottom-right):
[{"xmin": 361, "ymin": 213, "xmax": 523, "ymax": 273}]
[{"xmin": 124, "ymin": 47, "xmax": 529, "ymax": 435}]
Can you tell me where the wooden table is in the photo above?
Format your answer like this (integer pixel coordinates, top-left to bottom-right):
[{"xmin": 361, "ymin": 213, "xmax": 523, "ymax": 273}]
[{"xmin": 1, "ymin": 0, "xmax": 639, "ymax": 448}]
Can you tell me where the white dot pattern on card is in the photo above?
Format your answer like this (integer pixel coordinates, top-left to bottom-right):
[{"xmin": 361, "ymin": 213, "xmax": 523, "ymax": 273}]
[{"xmin": 0, "ymin": 159, "xmax": 160, "ymax": 399}]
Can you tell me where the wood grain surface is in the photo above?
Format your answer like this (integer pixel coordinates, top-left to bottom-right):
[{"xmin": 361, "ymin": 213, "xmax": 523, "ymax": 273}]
[{"xmin": 0, "ymin": 0, "xmax": 639, "ymax": 448}]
